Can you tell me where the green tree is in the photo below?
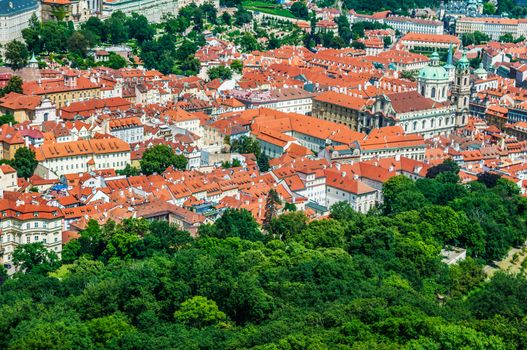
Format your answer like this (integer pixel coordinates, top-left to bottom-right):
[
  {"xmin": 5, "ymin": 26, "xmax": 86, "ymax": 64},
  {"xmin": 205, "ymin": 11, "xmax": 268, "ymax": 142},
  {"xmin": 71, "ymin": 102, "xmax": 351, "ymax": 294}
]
[
  {"xmin": 40, "ymin": 21, "xmax": 69, "ymax": 53},
  {"xmin": 12, "ymin": 147, "xmax": 38, "ymax": 179},
  {"xmin": 426, "ymin": 159, "xmax": 460, "ymax": 178},
  {"xmin": 174, "ymin": 296, "xmax": 228, "ymax": 328},
  {"xmin": 207, "ymin": 65, "xmax": 233, "ymax": 80},
  {"xmin": 175, "ymin": 40, "xmax": 198, "ymax": 61},
  {"xmin": 0, "ymin": 113, "xmax": 16, "ymax": 126},
  {"xmin": 267, "ymin": 35, "xmax": 281, "ymax": 50},
  {"xmin": 82, "ymin": 16, "xmax": 105, "ymax": 42},
  {"xmin": 221, "ymin": 12, "xmax": 232, "ymax": 26},
  {"xmin": 67, "ymin": 31, "xmax": 89, "ymax": 57},
  {"xmin": 483, "ymin": 1, "xmax": 496, "ymax": 14},
  {"xmin": 144, "ymin": 220, "xmax": 192, "ymax": 255},
  {"xmin": 337, "ymin": 15, "xmax": 353, "ymax": 44},
  {"xmin": 106, "ymin": 53, "xmax": 128, "ymax": 69},
  {"xmin": 116, "ymin": 164, "xmax": 139, "ymax": 176},
  {"xmin": 127, "ymin": 13, "xmax": 155, "ymax": 43},
  {"xmin": 290, "ymin": 2, "xmax": 309, "ymax": 19},
  {"xmin": 0, "ymin": 265, "xmax": 7, "ymax": 286},
  {"xmin": 12, "ymin": 243, "xmax": 60, "ymax": 274},
  {"xmin": 87, "ymin": 313, "xmax": 137, "ymax": 348},
  {"xmin": 201, "ymin": 3, "xmax": 218, "ymax": 24},
  {"xmin": 234, "ymin": 7, "xmax": 252, "ymax": 26},
  {"xmin": 230, "ymin": 59, "xmax": 243, "ymax": 73},
  {"xmin": 297, "ymin": 219, "xmax": 346, "ymax": 249},
  {"xmin": 178, "ymin": 56, "xmax": 201, "ymax": 76},
  {"xmin": 263, "ymin": 188, "xmax": 281, "ymax": 231},
  {"xmin": 230, "ymin": 136, "xmax": 261, "ymax": 155},
  {"xmin": 21, "ymin": 14, "xmax": 41, "ymax": 53},
  {"xmin": 0, "ymin": 76, "xmax": 24, "ymax": 97},
  {"xmin": 140, "ymin": 144, "xmax": 188, "ymax": 175},
  {"xmin": 238, "ymin": 33, "xmax": 259, "ymax": 52},
  {"xmin": 268, "ymin": 211, "xmax": 308, "ymax": 240},
  {"xmin": 383, "ymin": 175, "xmax": 427, "ymax": 214},
  {"xmin": 351, "ymin": 41, "xmax": 365, "ymax": 50},
  {"xmin": 477, "ymin": 172, "xmax": 501, "ymax": 188},
  {"xmin": 200, "ymin": 208, "xmax": 263, "ymax": 241},
  {"xmin": 4, "ymin": 40, "xmax": 29, "ymax": 70},
  {"xmin": 256, "ymin": 152, "xmax": 269, "ymax": 172},
  {"xmin": 104, "ymin": 11, "xmax": 129, "ymax": 44}
]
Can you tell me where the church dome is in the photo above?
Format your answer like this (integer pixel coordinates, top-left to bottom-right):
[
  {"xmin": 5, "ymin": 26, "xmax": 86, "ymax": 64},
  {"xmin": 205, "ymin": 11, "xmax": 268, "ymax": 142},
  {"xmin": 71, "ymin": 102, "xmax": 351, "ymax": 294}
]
[{"xmin": 418, "ymin": 52, "xmax": 448, "ymax": 80}]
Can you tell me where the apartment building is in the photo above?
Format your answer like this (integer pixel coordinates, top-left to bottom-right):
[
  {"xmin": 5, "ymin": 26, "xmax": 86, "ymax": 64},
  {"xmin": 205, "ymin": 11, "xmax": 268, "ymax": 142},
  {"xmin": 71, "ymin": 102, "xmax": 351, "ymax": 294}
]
[
  {"xmin": 35, "ymin": 137, "xmax": 131, "ymax": 176},
  {"xmin": 400, "ymin": 33, "xmax": 461, "ymax": 52},
  {"xmin": 455, "ymin": 17, "xmax": 527, "ymax": 40},
  {"xmin": 0, "ymin": 0, "xmax": 40, "ymax": 49},
  {"xmin": 0, "ymin": 197, "xmax": 63, "ymax": 272},
  {"xmin": 231, "ymin": 88, "xmax": 314, "ymax": 115},
  {"xmin": 23, "ymin": 72, "xmax": 101, "ymax": 110},
  {"xmin": 104, "ymin": 117, "xmax": 144, "ymax": 144}
]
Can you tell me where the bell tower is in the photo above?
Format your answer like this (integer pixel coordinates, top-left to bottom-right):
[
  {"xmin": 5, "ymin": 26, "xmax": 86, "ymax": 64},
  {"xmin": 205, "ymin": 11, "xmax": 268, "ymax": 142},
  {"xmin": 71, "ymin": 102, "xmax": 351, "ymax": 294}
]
[{"xmin": 451, "ymin": 51, "xmax": 470, "ymax": 127}]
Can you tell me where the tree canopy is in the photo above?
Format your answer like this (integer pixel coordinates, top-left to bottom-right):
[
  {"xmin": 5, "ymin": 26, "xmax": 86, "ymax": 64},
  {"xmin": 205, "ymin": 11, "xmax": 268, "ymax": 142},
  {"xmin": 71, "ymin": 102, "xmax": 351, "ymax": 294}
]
[
  {"xmin": 140, "ymin": 144, "xmax": 188, "ymax": 175},
  {"xmin": 12, "ymin": 147, "xmax": 38, "ymax": 179},
  {"xmin": 2, "ymin": 165, "xmax": 527, "ymax": 348}
]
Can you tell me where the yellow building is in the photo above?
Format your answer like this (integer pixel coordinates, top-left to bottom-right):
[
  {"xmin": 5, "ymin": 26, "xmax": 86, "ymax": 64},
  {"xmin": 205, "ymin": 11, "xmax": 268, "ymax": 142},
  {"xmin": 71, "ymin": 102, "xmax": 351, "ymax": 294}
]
[
  {"xmin": 0, "ymin": 125, "xmax": 24, "ymax": 160},
  {"xmin": 23, "ymin": 72, "xmax": 100, "ymax": 110}
]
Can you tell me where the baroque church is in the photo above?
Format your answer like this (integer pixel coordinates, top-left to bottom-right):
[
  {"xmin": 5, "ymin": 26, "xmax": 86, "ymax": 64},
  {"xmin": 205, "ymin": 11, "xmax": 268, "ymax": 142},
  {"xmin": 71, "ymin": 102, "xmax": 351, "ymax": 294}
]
[{"xmin": 369, "ymin": 47, "xmax": 471, "ymax": 139}]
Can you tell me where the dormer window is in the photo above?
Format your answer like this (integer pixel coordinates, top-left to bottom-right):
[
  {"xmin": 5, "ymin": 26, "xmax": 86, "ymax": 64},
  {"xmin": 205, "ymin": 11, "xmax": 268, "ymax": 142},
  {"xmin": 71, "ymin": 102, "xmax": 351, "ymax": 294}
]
[{"xmin": 34, "ymin": 212, "xmax": 39, "ymax": 217}]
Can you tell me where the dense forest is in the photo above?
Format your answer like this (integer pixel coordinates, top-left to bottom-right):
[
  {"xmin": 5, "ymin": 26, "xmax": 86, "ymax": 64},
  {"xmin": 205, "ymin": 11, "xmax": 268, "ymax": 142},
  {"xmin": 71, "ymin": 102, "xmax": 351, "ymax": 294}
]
[{"xmin": 2, "ymin": 162, "xmax": 527, "ymax": 349}]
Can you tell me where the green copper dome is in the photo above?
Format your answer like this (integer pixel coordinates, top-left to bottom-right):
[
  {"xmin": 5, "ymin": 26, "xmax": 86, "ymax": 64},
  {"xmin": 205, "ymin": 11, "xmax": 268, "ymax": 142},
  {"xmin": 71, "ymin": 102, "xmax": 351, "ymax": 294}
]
[
  {"xmin": 419, "ymin": 52, "xmax": 448, "ymax": 80},
  {"xmin": 474, "ymin": 63, "xmax": 486, "ymax": 75},
  {"xmin": 28, "ymin": 52, "xmax": 38, "ymax": 64},
  {"xmin": 457, "ymin": 51, "xmax": 470, "ymax": 69}
]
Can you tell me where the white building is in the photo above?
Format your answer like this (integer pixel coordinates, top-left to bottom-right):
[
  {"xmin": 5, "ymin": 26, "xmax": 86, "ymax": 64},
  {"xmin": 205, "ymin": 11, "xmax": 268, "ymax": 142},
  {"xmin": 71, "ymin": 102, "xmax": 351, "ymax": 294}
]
[
  {"xmin": 105, "ymin": 116, "xmax": 144, "ymax": 144},
  {"xmin": 0, "ymin": 198, "xmax": 63, "ymax": 274},
  {"xmin": 162, "ymin": 108, "xmax": 202, "ymax": 137},
  {"xmin": 455, "ymin": 17, "xmax": 526, "ymax": 40},
  {"xmin": 231, "ymin": 88, "xmax": 314, "ymax": 115},
  {"xmin": 101, "ymin": 0, "xmax": 218, "ymax": 23},
  {"xmin": 325, "ymin": 170, "xmax": 379, "ymax": 214},
  {"xmin": 35, "ymin": 138, "xmax": 131, "ymax": 176},
  {"xmin": 0, "ymin": 165, "xmax": 17, "ymax": 197},
  {"xmin": 0, "ymin": 0, "xmax": 40, "ymax": 49},
  {"xmin": 347, "ymin": 10, "xmax": 443, "ymax": 34},
  {"xmin": 385, "ymin": 16, "xmax": 443, "ymax": 35}
]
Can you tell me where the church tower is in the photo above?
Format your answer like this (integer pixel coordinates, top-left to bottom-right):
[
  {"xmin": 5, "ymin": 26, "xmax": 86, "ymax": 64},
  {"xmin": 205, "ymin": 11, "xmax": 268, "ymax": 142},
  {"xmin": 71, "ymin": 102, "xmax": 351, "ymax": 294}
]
[{"xmin": 451, "ymin": 51, "xmax": 470, "ymax": 127}]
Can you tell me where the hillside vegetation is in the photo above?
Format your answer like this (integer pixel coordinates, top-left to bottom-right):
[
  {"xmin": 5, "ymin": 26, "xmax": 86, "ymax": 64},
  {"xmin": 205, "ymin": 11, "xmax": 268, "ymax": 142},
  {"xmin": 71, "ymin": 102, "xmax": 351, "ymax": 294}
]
[{"xmin": 1, "ymin": 163, "xmax": 527, "ymax": 349}]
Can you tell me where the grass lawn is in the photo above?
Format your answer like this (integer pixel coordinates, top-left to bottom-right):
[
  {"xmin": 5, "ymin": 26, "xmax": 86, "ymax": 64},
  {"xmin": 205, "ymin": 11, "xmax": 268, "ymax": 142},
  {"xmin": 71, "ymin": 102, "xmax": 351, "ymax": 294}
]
[{"xmin": 242, "ymin": 1, "xmax": 296, "ymax": 18}]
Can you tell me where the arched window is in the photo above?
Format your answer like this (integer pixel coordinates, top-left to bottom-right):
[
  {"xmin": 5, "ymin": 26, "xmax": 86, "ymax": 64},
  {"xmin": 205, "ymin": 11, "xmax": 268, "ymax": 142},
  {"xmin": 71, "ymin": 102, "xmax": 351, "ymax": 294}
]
[
  {"xmin": 438, "ymin": 118, "xmax": 442, "ymax": 127},
  {"xmin": 420, "ymin": 86, "xmax": 425, "ymax": 96},
  {"xmin": 442, "ymin": 86, "xmax": 446, "ymax": 98},
  {"xmin": 413, "ymin": 121, "xmax": 418, "ymax": 131},
  {"xmin": 431, "ymin": 87, "xmax": 436, "ymax": 98},
  {"xmin": 404, "ymin": 123, "xmax": 408, "ymax": 132},
  {"xmin": 431, "ymin": 119, "xmax": 435, "ymax": 128},
  {"xmin": 422, "ymin": 120, "xmax": 427, "ymax": 129}
]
